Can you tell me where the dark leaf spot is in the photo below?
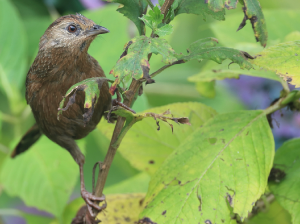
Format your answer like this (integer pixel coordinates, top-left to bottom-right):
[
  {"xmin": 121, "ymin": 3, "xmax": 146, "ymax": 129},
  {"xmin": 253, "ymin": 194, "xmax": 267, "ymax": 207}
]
[
  {"xmin": 138, "ymin": 217, "xmax": 157, "ymax": 224},
  {"xmin": 124, "ymin": 217, "xmax": 131, "ymax": 222},
  {"xmin": 149, "ymin": 160, "xmax": 155, "ymax": 164},
  {"xmin": 237, "ymin": 13, "xmax": 247, "ymax": 32},
  {"xmin": 162, "ymin": 210, "xmax": 167, "ymax": 215},
  {"xmin": 268, "ymin": 167, "xmax": 286, "ymax": 183},
  {"xmin": 120, "ymin": 41, "xmax": 133, "ymax": 58}
]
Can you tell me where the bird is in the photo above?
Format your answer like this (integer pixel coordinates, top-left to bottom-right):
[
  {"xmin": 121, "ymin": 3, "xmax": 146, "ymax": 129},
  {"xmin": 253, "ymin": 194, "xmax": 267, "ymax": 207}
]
[{"xmin": 11, "ymin": 13, "xmax": 111, "ymax": 216}]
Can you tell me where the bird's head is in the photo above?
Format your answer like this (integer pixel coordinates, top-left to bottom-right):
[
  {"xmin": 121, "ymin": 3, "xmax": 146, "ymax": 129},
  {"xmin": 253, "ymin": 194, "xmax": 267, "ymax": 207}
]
[{"xmin": 39, "ymin": 13, "xmax": 109, "ymax": 52}]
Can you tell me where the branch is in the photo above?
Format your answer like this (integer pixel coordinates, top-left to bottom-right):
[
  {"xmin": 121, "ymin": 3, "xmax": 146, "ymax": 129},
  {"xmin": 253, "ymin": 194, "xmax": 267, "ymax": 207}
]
[
  {"xmin": 161, "ymin": 0, "xmax": 175, "ymax": 20},
  {"xmin": 264, "ymin": 90, "xmax": 300, "ymax": 115},
  {"xmin": 93, "ymin": 79, "xmax": 142, "ymax": 197}
]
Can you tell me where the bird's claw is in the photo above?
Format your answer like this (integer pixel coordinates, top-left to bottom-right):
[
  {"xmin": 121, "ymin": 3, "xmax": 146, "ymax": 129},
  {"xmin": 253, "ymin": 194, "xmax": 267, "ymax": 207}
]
[{"xmin": 81, "ymin": 189, "xmax": 106, "ymax": 217}]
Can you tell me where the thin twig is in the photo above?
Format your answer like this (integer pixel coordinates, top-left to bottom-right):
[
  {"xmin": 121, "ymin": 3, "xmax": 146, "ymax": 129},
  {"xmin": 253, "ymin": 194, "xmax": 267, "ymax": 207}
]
[{"xmin": 145, "ymin": 59, "xmax": 185, "ymax": 80}]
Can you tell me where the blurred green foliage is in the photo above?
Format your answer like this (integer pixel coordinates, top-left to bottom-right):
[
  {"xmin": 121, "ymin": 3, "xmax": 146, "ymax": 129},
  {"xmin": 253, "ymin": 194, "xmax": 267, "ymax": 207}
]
[{"xmin": 0, "ymin": 0, "xmax": 299, "ymax": 223}]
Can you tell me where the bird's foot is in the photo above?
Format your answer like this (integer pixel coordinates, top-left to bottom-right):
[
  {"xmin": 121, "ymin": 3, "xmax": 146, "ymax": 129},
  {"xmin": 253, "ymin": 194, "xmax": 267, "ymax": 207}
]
[{"xmin": 81, "ymin": 189, "xmax": 106, "ymax": 217}]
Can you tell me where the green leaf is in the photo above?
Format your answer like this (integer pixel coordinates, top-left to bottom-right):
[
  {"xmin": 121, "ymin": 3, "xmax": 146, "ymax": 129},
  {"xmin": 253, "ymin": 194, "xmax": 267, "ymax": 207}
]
[
  {"xmin": 0, "ymin": 0, "xmax": 27, "ymax": 98},
  {"xmin": 139, "ymin": 6, "xmax": 173, "ymax": 37},
  {"xmin": 98, "ymin": 102, "xmax": 217, "ymax": 175},
  {"xmin": 140, "ymin": 110, "xmax": 274, "ymax": 223},
  {"xmin": 252, "ymin": 40, "xmax": 300, "ymax": 87},
  {"xmin": 205, "ymin": 0, "xmax": 238, "ymax": 12},
  {"xmin": 141, "ymin": 5, "xmax": 163, "ymax": 30},
  {"xmin": 239, "ymin": 0, "xmax": 268, "ymax": 47},
  {"xmin": 188, "ymin": 68, "xmax": 283, "ymax": 83},
  {"xmin": 175, "ymin": 0, "xmax": 226, "ymax": 21},
  {"xmin": 57, "ymin": 77, "xmax": 109, "ymax": 125},
  {"xmin": 24, "ymin": 213, "xmax": 53, "ymax": 224},
  {"xmin": 103, "ymin": 0, "xmax": 148, "ymax": 35},
  {"xmin": 246, "ymin": 200, "xmax": 291, "ymax": 224},
  {"xmin": 104, "ymin": 172, "xmax": 150, "ymax": 194},
  {"xmin": 284, "ymin": 31, "xmax": 300, "ymax": 42},
  {"xmin": 109, "ymin": 36, "xmax": 177, "ymax": 88},
  {"xmin": 179, "ymin": 37, "xmax": 253, "ymax": 70},
  {"xmin": 0, "ymin": 136, "xmax": 85, "ymax": 218},
  {"xmin": 155, "ymin": 24, "xmax": 173, "ymax": 37},
  {"xmin": 195, "ymin": 81, "xmax": 216, "ymax": 98},
  {"xmin": 269, "ymin": 138, "xmax": 300, "ymax": 224}
]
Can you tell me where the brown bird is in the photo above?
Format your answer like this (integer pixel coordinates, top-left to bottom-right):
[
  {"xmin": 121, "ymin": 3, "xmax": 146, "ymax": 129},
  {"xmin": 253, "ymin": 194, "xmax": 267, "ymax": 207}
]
[{"xmin": 11, "ymin": 14, "xmax": 111, "ymax": 216}]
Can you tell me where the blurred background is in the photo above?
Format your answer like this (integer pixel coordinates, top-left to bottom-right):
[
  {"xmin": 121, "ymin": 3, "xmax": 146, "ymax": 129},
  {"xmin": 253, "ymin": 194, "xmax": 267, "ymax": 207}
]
[{"xmin": 0, "ymin": 0, "xmax": 299, "ymax": 223}]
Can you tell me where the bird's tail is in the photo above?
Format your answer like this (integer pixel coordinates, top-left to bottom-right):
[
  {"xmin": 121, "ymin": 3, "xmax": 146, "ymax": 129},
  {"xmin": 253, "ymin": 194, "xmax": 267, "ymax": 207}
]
[{"xmin": 11, "ymin": 123, "xmax": 42, "ymax": 158}]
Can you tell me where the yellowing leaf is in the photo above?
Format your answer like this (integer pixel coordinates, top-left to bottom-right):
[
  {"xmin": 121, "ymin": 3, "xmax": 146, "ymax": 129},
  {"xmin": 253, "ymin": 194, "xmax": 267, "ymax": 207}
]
[
  {"xmin": 140, "ymin": 111, "xmax": 274, "ymax": 223},
  {"xmin": 252, "ymin": 40, "xmax": 300, "ymax": 87},
  {"xmin": 97, "ymin": 194, "xmax": 145, "ymax": 223},
  {"xmin": 98, "ymin": 102, "xmax": 217, "ymax": 175}
]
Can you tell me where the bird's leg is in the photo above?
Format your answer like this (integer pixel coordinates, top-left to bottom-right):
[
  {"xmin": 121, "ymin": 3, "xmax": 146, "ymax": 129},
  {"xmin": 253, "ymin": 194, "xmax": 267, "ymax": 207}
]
[
  {"xmin": 79, "ymin": 163, "xmax": 106, "ymax": 217},
  {"xmin": 57, "ymin": 137, "xmax": 106, "ymax": 217}
]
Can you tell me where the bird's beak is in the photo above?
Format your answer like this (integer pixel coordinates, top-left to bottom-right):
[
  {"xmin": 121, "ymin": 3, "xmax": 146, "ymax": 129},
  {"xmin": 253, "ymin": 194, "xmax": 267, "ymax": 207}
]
[{"xmin": 85, "ymin": 25, "xmax": 109, "ymax": 36}]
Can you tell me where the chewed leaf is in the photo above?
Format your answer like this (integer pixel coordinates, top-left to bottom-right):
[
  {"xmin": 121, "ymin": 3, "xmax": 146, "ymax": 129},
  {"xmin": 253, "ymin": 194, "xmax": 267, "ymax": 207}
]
[
  {"xmin": 205, "ymin": 0, "xmax": 238, "ymax": 12},
  {"xmin": 110, "ymin": 36, "xmax": 177, "ymax": 88},
  {"xmin": 179, "ymin": 37, "xmax": 253, "ymax": 69},
  {"xmin": 109, "ymin": 106, "xmax": 191, "ymax": 147},
  {"xmin": 237, "ymin": 0, "xmax": 268, "ymax": 47},
  {"xmin": 143, "ymin": 111, "xmax": 191, "ymax": 132},
  {"xmin": 175, "ymin": 0, "xmax": 225, "ymax": 21},
  {"xmin": 112, "ymin": 107, "xmax": 190, "ymax": 131},
  {"xmin": 252, "ymin": 40, "xmax": 300, "ymax": 87},
  {"xmin": 103, "ymin": 0, "xmax": 148, "ymax": 35},
  {"xmin": 57, "ymin": 77, "xmax": 109, "ymax": 126}
]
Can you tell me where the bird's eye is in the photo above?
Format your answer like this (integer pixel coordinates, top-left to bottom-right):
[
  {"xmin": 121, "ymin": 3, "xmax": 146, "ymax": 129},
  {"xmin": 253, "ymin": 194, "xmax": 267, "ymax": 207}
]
[{"xmin": 68, "ymin": 25, "xmax": 77, "ymax": 33}]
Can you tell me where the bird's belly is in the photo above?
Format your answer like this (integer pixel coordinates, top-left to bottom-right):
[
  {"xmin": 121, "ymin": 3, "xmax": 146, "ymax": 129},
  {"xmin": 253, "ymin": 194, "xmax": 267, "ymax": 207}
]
[{"xmin": 30, "ymin": 82, "xmax": 105, "ymax": 141}]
